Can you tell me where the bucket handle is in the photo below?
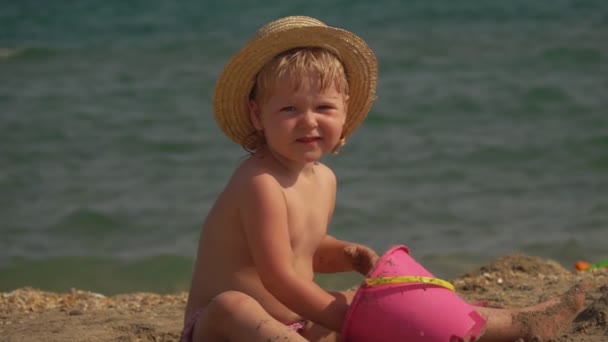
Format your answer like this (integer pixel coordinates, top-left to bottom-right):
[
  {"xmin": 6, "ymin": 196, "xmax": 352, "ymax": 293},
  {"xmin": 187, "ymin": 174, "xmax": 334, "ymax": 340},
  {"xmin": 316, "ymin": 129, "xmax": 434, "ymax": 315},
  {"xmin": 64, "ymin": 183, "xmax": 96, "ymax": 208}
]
[{"xmin": 365, "ymin": 275, "xmax": 455, "ymax": 291}]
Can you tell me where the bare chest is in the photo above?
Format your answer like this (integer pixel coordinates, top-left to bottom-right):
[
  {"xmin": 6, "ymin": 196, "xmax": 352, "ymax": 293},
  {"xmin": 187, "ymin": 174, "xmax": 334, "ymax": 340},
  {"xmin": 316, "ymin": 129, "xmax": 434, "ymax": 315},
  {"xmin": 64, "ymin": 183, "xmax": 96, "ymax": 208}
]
[{"xmin": 283, "ymin": 185, "xmax": 331, "ymax": 253}]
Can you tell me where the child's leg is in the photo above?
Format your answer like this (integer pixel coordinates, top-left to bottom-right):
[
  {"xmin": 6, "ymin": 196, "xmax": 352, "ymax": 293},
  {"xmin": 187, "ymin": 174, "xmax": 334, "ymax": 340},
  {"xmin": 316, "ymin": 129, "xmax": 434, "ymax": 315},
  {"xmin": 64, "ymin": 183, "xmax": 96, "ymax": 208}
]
[
  {"xmin": 191, "ymin": 291, "xmax": 308, "ymax": 342},
  {"xmin": 474, "ymin": 281, "xmax": 587, "ymax": 342}
]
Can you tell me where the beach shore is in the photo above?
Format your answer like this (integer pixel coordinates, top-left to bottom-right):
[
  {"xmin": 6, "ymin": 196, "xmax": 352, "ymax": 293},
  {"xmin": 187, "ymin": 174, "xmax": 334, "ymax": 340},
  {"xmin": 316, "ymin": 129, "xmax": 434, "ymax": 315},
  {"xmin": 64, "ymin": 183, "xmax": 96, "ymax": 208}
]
[{"xmin": 1, "ymin": 254, "xmax": 606, "ymax": 342}]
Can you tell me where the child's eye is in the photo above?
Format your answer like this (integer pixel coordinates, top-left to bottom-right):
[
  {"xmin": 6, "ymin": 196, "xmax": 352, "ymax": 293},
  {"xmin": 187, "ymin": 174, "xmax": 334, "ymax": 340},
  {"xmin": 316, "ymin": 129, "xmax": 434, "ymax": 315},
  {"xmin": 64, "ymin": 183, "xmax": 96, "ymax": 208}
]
[
  {"xmin": 318, "ymin": 105, "xmax": 335, "ymax": 112},
  {"xmin": 280, "ymin": 106, "xmax": 297, "ymax": 112}
]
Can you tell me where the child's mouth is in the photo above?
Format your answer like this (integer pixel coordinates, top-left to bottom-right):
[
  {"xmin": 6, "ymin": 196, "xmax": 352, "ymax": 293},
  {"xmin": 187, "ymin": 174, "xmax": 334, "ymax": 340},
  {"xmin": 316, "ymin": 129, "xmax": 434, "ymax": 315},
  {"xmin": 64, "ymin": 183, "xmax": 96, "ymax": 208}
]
[{"xmin": 297, "ymin": 137, "xmax": 321, "ymax": 144}]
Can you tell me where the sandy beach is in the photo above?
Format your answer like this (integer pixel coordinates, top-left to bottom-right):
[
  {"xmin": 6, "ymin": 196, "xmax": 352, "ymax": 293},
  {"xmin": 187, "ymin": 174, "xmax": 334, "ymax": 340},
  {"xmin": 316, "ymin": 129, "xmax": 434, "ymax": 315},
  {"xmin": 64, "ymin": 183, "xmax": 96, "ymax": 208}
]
[{"xmin": 1, "ymin": 254, "xmax": 606, "ymax": 342}]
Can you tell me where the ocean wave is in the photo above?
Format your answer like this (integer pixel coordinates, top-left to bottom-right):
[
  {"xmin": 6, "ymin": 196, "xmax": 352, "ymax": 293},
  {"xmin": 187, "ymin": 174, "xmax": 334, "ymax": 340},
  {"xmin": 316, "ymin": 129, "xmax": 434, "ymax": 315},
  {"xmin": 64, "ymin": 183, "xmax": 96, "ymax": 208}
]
[
  {"xmin": 0, "ymin": 46, "xmax": 60, "ymax": 61},
  {"xmin": 0, "ymin": 255, "xmax": 193, "ymax": 295},
  {"xmin": 49, "ymin": 208, "xmax": 124, "ymax": 236},
  {"xmin": 0, "ymin": 47, "xmax": 26, "ymax": 60}
]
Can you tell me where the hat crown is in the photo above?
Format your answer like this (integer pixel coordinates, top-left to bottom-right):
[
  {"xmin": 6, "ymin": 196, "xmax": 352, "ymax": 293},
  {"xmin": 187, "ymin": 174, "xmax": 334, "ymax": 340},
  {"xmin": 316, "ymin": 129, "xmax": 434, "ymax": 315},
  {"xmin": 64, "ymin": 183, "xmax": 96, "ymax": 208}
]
[{"xmin": 255, "ymin": 16, "xmax": 328, "ymax": 39}]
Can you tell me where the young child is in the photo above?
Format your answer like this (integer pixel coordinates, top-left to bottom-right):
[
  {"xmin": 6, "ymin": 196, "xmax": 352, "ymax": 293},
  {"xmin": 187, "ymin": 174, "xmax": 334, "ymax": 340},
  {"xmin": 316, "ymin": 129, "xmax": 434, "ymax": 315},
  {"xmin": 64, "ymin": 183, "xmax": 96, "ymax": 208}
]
[{"xmin": 182, "ymin": 16, "xmax": 587, "ymax": 342}]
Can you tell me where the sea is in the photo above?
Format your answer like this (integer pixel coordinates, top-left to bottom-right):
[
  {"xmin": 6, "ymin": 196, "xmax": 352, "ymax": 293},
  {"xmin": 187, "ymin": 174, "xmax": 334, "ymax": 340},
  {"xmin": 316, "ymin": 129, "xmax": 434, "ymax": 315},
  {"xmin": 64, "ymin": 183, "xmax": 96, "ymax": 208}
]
[{"xmin": 1, "ymin": 0, "xmax": 607, "ymax": 295}]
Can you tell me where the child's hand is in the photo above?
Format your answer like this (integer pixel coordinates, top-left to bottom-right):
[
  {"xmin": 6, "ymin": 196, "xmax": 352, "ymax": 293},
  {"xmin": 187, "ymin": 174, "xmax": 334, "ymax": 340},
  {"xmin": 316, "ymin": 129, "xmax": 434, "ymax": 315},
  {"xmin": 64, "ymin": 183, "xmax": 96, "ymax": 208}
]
[{"xmin": 344, "ymin": 245, "xmax": 379, "ymax": 276}]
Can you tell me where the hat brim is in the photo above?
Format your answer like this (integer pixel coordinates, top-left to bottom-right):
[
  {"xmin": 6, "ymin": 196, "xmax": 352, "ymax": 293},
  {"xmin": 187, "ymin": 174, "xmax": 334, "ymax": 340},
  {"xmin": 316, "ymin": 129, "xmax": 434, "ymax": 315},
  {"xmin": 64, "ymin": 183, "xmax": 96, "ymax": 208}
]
[{"xmin": 213, "ymin": 25, "xmax": 378, "ymax": 147}]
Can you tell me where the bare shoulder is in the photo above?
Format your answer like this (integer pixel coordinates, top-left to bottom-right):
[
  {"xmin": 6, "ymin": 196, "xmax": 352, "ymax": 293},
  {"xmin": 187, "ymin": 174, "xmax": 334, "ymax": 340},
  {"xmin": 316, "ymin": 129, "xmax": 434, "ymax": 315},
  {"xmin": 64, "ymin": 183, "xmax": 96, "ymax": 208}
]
[
  {"xmin": 235, "ymin": 155, "xmax": 279, "ymax": 180},
  {"xmin": 227, "ymin": 155, "xmax": 283, "ymax": 196},
  {"xmin": 226, "ymin": 156, "xmax": 337, "ymax": 196},
  {"xmin": 314, "ymin": 162, "xmax": 337, "ymax": 189}
]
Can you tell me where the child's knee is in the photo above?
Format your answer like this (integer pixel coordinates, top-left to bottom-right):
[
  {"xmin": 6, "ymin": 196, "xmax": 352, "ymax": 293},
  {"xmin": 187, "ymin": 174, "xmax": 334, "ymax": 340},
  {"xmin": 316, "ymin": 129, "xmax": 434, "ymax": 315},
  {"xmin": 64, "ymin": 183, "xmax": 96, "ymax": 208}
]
[
  {"xmin": 196, "ymin": 291, "xmax": 259, "ymax": 338},
  {"xmin": 208, "ymin": 291, "xmax": 258, "ymax": 319}
]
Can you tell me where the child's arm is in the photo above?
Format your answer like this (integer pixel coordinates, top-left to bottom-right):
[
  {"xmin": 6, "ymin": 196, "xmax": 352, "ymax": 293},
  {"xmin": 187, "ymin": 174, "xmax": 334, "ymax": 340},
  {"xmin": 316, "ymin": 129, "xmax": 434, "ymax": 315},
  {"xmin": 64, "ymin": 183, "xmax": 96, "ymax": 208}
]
[
  {"xmin": 313, "ymin": 235, "xmax": 379, "ymax": 275},
  {"xmin": 312, "ymin": 166, "xmax": 379, "ymax": 276},
  {"xmin": 240, "ymin": 174, "xmax": 347, "ymax": 332}
]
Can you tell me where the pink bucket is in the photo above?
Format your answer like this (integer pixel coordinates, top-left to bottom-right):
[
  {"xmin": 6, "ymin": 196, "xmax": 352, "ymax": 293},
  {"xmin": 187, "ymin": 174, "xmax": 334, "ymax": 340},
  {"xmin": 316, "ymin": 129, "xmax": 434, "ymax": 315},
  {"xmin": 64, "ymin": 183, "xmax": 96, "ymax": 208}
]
[{"xmin": 341, "ymin": 245, "xmax": 486, "ymax": 341}]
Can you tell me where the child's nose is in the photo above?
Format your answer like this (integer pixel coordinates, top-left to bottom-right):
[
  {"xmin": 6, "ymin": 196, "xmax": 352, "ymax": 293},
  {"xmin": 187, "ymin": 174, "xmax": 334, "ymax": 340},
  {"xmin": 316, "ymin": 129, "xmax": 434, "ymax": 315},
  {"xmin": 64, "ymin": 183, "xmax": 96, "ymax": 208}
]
[{"xmin": 301, "ymin": 110, "xmax": 318, "ymax": 128}]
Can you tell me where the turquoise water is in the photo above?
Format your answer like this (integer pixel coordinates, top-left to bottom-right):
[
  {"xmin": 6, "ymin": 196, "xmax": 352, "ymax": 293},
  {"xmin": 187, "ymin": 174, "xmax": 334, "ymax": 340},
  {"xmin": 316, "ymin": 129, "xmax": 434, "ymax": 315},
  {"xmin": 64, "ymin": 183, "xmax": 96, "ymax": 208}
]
[{"xmin": 1, "ymin": 0, "xmax": 607, "ymax": 295}]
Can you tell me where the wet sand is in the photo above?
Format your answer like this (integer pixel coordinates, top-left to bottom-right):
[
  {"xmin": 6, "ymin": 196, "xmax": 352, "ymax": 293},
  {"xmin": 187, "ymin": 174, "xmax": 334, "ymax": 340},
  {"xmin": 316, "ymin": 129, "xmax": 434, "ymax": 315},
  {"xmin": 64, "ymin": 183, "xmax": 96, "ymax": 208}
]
[{"xmin": 1, "ymin": 254, "xmax": 606, "ymax": 341}]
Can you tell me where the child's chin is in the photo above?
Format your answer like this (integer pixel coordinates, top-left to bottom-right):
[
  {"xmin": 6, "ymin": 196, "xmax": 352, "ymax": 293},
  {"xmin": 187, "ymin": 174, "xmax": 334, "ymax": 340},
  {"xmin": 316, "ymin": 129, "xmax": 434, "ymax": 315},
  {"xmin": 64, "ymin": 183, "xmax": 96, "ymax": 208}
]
[{"xmin": 300, "ymin": 152, "xmax": 324, "ymax": 162}]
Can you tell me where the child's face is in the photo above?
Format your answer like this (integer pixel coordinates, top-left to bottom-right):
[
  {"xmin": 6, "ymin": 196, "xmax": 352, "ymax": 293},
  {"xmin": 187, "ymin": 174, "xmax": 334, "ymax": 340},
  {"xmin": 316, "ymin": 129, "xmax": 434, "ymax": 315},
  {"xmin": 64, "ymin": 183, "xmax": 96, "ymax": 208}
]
[{"xmin": 250, "ymin": 72, "xmax": 348, "ymax": 164}]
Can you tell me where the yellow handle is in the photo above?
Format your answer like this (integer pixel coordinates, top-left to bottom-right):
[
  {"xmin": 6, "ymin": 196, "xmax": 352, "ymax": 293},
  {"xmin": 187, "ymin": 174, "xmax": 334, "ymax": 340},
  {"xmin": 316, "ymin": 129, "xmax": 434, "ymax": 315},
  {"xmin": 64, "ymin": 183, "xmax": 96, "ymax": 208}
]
[{"xmin": 365, "ymin": 275, "xmax": 455, "ymax": 292}]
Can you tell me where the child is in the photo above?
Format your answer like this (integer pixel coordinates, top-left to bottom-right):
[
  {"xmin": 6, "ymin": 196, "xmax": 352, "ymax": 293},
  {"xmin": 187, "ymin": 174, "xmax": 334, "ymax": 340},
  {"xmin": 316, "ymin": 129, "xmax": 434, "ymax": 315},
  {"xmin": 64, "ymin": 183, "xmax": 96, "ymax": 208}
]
[{"xmin": 182, "ymin": 16, "xmax": 587, "ymax": 342}]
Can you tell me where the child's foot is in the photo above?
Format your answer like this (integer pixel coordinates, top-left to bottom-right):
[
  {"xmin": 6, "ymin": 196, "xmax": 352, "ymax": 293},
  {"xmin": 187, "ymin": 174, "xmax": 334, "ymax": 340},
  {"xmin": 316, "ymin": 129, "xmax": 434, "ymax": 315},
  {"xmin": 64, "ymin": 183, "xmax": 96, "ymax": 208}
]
[
  {"xmin": 511, "ymin": 281, "xmax": 588, "ymax": 340},
  {"xmin": 571, "ymin": 286, "xmax": 608, "ymax": 335}
]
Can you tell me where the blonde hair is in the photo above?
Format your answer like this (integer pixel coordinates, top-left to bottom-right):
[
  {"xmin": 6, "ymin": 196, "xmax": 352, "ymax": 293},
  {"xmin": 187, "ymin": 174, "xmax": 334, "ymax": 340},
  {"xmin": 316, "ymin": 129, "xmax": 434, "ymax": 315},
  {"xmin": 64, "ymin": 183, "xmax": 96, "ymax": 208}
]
[{"xmin": 245, "ymin": 47, "xmax": 349, "ymax": 152}]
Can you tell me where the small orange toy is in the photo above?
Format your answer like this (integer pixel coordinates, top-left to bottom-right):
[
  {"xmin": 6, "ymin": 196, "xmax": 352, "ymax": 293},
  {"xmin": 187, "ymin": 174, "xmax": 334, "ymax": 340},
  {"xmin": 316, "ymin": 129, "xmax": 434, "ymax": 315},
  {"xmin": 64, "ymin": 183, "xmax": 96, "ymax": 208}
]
[{"xmin": 575, "ymin": 259, "xmax": 608, "ymax": 271}]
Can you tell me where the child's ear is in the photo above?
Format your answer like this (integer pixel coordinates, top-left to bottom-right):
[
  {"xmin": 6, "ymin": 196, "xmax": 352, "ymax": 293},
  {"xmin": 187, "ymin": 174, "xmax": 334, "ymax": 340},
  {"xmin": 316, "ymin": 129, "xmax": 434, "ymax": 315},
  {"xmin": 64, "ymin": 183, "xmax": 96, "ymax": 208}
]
[
  {"xmin": 248, "ymin": 100, "xmax": 263, "ymax": 130},
  {"xmin": 342, "ymin": 95, "xmax": 349, "ymax": 125}
]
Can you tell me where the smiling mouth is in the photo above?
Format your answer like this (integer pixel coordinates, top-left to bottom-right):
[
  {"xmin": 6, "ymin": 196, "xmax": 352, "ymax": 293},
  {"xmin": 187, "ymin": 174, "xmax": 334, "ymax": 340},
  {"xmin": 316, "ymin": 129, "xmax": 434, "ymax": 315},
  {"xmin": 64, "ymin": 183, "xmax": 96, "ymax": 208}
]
[{"xmin": 297, "ymin": 137, "xmax": 321, "ymax": 143}]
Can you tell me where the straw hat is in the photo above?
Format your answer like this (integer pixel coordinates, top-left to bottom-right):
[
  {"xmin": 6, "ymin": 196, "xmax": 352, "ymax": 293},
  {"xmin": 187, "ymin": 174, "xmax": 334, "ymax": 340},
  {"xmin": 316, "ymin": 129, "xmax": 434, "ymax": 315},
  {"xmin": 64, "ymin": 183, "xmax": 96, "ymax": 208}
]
[{"xmin": 213, "ymin": 16, "xmax": 378, "ymax": 148}]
